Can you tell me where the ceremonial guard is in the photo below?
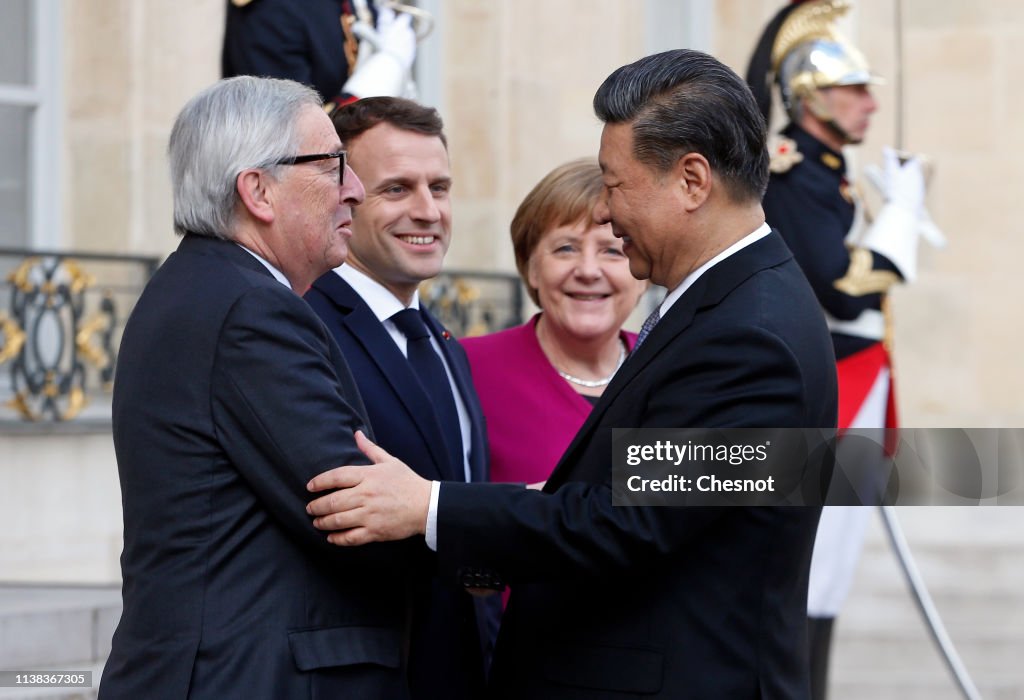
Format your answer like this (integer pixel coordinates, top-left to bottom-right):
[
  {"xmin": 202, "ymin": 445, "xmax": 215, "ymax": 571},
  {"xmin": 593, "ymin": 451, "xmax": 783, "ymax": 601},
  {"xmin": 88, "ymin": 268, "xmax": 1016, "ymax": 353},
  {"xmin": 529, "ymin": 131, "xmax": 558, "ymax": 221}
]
[
  {"xmin": 746, "ymin": 2, "xmax": 944, "ymax": 698},
  {"xmin": 222, "ymin": 0, "xmax": 420, "ymax": 112}
]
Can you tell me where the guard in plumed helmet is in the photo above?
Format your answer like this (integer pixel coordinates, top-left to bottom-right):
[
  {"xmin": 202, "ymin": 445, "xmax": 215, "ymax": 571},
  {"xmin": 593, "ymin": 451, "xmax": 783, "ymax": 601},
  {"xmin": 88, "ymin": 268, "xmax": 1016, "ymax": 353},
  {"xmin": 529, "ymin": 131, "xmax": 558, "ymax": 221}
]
[
  {"xmin": 746, "ymin": 2, "xmax": 945, "ymax": 698},
  {"xmin": 222, "ymin": 0, "xmax": 420, "ymax": 114}
]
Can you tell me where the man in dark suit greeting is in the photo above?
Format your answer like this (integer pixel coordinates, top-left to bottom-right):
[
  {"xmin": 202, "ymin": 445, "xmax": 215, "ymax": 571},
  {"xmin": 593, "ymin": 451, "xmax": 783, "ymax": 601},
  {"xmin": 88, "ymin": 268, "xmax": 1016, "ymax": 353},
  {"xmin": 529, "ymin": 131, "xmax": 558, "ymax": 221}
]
[
  {"xmin": 100, "ymin": 76, "xmax": 425, "ymax": 700},
  {"xmin": 303, "ymin": 97, "xmax": 493, "ymax": 700},
  {"xmin": 307, "ymin": 50, "xmax": 838, "ymax": 698}
]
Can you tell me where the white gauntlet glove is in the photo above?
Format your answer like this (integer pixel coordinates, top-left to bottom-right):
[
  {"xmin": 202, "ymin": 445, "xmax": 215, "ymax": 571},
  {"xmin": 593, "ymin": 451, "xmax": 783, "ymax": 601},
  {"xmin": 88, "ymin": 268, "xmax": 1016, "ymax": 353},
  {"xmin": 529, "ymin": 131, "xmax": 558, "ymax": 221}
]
[
  {"xmin": 342, "ymin": 7, "xmax": 417, "ymax": 99},
  {"xmin": 861, "ymin": 147, "xmax": 946, "ymax": 283}
]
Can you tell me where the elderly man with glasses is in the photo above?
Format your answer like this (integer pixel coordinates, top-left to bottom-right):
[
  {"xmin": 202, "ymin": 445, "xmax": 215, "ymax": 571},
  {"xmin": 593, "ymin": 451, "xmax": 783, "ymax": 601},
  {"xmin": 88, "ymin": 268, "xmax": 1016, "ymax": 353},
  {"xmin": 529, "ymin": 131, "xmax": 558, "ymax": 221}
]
[{"xmin": 99, "ymin": 76, "xmax": 426, "ymax": 700}]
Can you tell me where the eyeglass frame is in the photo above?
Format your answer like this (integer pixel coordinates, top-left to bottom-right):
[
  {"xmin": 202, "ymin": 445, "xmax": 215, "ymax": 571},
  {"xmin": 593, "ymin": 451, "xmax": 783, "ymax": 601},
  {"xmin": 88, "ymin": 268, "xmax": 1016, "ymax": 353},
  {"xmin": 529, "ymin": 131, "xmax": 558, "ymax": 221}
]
[{"xmin": 272, "ymin": 150, "xmax": 347, "ymax": 185}]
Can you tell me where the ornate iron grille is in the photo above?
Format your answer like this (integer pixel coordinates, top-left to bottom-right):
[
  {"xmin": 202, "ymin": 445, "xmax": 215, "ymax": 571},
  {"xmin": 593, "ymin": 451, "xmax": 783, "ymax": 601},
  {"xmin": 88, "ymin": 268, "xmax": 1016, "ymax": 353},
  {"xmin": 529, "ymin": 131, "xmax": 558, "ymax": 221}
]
[
  {"xmin": 0, "ymin": 253, "xmax": 521, "ymax": 424},
  {"xmin": 0, "ymin": 249, "xmax": 158, "ymax": 424},
  {"xmin": 419, "ymin": 270, "xmax": 524, "ymax": 338}
]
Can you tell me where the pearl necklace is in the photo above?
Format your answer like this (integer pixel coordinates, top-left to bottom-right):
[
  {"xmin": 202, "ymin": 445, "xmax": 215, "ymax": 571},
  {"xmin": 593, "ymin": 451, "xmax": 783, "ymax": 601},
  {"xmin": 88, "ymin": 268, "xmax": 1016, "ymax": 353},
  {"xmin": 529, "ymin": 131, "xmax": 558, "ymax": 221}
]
[{"xmin": 555, "ymin": 339, "xmax": 628, "ymax": 388}]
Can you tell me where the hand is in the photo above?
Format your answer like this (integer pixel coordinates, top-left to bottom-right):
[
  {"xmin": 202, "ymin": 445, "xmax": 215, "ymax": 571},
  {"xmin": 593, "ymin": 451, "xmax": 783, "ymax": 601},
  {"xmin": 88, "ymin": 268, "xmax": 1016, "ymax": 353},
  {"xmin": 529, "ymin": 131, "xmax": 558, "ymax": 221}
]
[
  {"xmin": 865, "ymin": 150, "xmax": 946, "ymax": 250},
  {"xmin": 306, "ymin": 431, "xmax": 432, "ymax": 545},
  {"xmin": 374, "ymin": 7, "xmax": 416, "ymax": 71},
  {"xmin": 343, "ymin": 7, "xmax": 416, "ymax": 98},
  {"xmin": 882, "ymin": 147, "xmax": 924, "ymax": 217}
]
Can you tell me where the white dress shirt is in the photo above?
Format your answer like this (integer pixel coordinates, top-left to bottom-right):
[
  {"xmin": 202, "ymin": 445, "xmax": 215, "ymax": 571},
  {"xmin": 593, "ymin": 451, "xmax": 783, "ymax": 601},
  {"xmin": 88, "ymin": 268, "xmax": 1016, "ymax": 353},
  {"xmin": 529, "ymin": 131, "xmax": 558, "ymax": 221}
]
[{"xmin": 238, "ymin": 244, "xmax": 292, "ymax": 289}]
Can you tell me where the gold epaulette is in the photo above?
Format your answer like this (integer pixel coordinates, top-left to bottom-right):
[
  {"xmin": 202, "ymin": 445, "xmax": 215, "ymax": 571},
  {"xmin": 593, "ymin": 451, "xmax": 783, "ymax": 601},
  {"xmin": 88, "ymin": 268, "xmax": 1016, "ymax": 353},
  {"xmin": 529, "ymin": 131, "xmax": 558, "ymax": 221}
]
[
  {"xmin": 768, "ymin": 134, "xmax": 804, "ymax": 174},
  {"xmin": 833, "ymin": 247, "xmax": 901, "ymax": 296}
]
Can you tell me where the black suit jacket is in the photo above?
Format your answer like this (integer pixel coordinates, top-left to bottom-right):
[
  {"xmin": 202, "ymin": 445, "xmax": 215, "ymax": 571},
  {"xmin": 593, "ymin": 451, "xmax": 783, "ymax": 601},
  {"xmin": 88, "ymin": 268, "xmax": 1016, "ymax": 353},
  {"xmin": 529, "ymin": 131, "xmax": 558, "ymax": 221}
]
[
  {"xmin": 436, "ymin": 231, "xmax": 838, "ymax": 699},
  {"xmin": 762, "ymin": 123, "xmax": 901, "ymax": 360},
  {"xmin": 222, "ymin": 0, "xmax": 351, "ymax": 104},
  {"xmin": 305, "ymin": 271, "xmax": 493, "ymax": 699},
  {"xmin": 100, "ymin": 235, "xmax": 424, "ymax": 700}
]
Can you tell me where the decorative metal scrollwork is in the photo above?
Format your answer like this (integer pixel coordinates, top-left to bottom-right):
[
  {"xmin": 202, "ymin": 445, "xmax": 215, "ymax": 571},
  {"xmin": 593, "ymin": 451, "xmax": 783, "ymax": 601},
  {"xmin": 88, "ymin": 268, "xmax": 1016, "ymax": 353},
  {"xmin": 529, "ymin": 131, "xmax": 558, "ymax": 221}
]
[
  {"xmin": 0, "ymin": 313, "xmax": 26, "ymax": 364},
  {"xmin": 2, "ymin": 256, "xmax": 118, "ymax": 421},
  {"xmin": 420, "ymin": 271, "xmax": 524, "ymax": 339}
]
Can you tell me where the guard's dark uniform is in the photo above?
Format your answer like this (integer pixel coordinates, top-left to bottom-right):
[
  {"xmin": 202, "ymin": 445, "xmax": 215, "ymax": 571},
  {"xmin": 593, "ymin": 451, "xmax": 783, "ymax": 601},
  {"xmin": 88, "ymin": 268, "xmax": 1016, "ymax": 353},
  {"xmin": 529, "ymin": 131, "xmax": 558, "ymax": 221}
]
[
  {"xmin": 222, "ymin": 0, "xmax": 359, "ymax": 106},
  {"xmin": 762, "ymin": 123, "xmax": 902, "ymax": 365},
  {"xmin": 763, "ymin": 121, "xmax": 901, "ymax": 699},
  {"xmin": 749, "ymin": 3, "xmax": 941, "ymax": 698}
]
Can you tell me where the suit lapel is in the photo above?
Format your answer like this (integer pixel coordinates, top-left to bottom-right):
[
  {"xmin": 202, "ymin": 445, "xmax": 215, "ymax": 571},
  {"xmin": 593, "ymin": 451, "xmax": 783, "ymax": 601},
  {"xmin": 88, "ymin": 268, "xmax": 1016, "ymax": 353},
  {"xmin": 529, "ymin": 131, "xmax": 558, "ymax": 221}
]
[
  {"xmin": 544, "ymin": 231, "xmax": 793, "ymax": 491},
  {"xmin": 311, "ymin": 273, "xmax": 460, "ymax": 480}
]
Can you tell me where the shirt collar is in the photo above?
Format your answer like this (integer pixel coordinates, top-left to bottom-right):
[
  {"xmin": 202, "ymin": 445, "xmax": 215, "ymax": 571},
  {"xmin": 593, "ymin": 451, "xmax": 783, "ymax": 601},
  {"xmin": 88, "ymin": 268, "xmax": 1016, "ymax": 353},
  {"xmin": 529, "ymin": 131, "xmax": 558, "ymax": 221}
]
[
  {"xmin": 659, "ymin": 222, "xmax": 771, "ymax": 317},
  {"xmin": 236, "ymin": 244, "xmax": 292, "ymax": 290},
  {"xmin": 334, "ymin": 263, "xmax": 420, "ymax": 321}
]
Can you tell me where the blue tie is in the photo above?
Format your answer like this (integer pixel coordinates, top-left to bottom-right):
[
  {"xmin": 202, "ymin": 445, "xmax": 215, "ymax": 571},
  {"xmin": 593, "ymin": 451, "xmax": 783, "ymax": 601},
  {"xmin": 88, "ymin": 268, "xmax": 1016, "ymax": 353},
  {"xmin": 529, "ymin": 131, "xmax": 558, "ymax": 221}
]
[
  {"xmin": 634, "ymin": 307, "xmax": 661, "ymax": 349},
  {"xmin": 390, "ymin": 308, "xmax": 464, "ymax": 481}
]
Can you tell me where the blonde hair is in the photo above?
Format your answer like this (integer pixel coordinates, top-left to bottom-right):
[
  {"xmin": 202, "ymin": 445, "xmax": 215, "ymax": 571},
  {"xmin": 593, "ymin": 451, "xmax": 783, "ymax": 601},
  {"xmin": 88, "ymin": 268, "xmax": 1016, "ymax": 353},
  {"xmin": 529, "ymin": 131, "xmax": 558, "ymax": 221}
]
[{"xmin": 511, "ymin": 158, "xmax": 604, "ymax": 306}]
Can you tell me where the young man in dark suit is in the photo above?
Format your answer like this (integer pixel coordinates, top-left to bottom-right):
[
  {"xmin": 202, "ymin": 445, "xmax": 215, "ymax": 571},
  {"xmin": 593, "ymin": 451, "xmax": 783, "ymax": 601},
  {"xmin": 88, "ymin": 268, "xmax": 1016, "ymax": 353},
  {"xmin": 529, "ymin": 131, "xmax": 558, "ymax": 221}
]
[
  {"xmin": 303, "ymin": 97, "xmax": 493, "ymax": 699},
  {"xmin": 307, "ymin": 50, "xmax": 838, "ymax": 699},
  {"xmin": 100, "ymin": 76, "xmax": 426, "ymax": 700}
]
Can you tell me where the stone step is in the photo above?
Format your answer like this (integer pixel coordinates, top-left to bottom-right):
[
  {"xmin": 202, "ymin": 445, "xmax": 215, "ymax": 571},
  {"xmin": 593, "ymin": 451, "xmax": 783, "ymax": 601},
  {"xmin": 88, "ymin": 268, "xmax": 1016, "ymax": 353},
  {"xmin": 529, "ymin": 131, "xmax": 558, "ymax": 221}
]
[
  {"xmin": 852, "ymin": 546, "xmax": 1024, "ymax": 599},
  {"xmin": 837, "ymin": 589, "xmax": 1024, "ymax": 636},
  {"xmin": 828, "ymin": 510, "xmax": 1024, "ymax": 698},
  {"xmin": 0, "ymin": 584, "xmax": 120, "ymax": 670},
  {"xmin": 830, "ymin": 676, "xmax": 1024, "ymax": 700}
]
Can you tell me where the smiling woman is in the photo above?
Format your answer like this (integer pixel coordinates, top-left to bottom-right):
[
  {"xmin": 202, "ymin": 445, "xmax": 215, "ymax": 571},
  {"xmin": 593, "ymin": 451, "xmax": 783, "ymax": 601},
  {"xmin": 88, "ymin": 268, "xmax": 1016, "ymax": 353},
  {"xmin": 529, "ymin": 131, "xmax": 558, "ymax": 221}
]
[{"xmin": 461, "ymin": 158, "xmax": 647, "ymax": 484}]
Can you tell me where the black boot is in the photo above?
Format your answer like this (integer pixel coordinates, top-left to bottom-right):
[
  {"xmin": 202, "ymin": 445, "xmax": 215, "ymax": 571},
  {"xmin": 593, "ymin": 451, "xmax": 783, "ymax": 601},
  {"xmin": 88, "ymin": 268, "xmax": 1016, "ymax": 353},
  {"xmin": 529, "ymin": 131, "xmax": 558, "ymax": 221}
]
[{"xmin": 807, "ymin": 615, "xmax": 835, "ymax": 700}]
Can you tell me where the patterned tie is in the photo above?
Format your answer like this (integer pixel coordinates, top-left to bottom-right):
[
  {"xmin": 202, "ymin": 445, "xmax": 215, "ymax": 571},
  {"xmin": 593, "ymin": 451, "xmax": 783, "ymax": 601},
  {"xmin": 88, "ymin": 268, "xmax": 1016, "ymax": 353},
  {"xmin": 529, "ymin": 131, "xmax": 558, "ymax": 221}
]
[
  {"xmin": 390, "ymin": 308, "xmax": 464, "ymax": 481},
  {"xmin": 634, "ymin": 307, "xmax": 661, "ymax": 349}
]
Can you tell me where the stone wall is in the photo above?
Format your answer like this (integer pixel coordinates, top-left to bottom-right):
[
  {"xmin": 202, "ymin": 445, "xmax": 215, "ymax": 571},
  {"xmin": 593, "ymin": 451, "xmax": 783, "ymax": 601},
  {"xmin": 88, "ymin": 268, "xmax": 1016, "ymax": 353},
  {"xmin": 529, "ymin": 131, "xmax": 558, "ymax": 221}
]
[
  {"xmin": 9, "ymin": 0, "xmax": 1020, "ymax": 579},
  {"xmin": 62, "ymin": 0, "xmax": 224, "ymax": 258}
]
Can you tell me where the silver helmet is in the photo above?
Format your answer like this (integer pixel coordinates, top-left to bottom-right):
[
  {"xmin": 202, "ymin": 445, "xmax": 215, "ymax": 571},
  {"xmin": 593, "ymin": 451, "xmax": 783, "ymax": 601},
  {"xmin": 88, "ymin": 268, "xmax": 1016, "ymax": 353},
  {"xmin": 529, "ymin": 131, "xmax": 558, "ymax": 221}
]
[{"xmin": 771, "ymin": 0, "xmax": 882, "ymax": 123}]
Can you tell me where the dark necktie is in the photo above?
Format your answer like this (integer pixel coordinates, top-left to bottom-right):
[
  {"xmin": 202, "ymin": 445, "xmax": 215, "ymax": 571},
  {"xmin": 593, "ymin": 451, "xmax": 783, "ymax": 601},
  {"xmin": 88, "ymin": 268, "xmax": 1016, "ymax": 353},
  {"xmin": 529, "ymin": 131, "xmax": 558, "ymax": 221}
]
[
  {"xmin": 634, "ymin": 307, "xmax": 661, "ymax": 349},
  {"xmin": 390, "ymin": 308, "xmax": 465, "ymax": 481}
]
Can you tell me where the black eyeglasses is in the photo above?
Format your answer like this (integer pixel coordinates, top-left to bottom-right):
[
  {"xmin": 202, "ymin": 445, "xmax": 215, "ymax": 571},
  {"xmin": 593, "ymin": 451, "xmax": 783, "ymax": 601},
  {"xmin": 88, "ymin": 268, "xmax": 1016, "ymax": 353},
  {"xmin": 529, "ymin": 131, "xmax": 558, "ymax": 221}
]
[{"xmin": 273, "ymin": 150, "xmax": 347, "ymax": 184}]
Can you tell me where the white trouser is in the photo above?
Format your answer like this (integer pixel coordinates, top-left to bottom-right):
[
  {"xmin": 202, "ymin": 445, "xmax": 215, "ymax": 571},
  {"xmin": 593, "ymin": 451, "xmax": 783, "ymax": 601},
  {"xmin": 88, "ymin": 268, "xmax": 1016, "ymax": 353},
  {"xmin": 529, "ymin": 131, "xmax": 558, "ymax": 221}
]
[{"xmin": 807, "ymin": 367, "xmax": 890, "ymax": 617}]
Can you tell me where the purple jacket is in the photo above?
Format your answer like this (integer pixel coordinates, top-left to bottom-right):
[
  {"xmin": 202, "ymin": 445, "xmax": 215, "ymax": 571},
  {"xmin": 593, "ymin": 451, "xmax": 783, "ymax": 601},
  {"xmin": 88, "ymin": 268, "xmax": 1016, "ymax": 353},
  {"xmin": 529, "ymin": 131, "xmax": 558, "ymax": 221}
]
[{"xmin": 461, "ymin": 314, "xmax": 636, "ymax": 484}]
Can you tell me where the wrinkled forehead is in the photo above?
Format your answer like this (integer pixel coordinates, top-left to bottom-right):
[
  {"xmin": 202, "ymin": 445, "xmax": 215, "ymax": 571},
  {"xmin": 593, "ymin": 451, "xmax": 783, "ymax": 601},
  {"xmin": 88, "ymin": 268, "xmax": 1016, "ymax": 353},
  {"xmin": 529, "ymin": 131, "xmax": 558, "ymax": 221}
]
[{"xmin": 296, "ymin": 104, "xmax": 343, "ymax": 152}]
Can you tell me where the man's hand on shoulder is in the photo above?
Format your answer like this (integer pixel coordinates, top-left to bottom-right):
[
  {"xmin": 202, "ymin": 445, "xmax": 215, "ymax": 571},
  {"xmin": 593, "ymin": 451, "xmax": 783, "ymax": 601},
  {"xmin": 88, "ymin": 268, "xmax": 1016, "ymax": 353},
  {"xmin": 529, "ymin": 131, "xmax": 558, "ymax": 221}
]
[{"xmin": 307, "ymin": 431, "xmax": 431, "ymax": 545}]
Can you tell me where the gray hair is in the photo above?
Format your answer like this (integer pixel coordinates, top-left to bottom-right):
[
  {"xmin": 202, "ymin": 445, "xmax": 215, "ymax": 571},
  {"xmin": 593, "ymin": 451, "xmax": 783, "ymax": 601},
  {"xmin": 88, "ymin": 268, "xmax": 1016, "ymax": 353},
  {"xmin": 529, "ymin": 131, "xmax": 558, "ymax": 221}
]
[
  {"xmin": 168, "ymin": 76, "xmax": 323, "ymax": 239},
  {"xmin": 593, "ymin": 49, "xmax": 769, "ymax": 203}
]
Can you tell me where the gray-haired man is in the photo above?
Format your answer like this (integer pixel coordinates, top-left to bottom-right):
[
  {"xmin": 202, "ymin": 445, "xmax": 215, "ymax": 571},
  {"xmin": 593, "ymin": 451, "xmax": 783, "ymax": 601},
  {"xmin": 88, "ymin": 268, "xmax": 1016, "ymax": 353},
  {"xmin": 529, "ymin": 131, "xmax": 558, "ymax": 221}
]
[{"xmin": 100, "ymin": 76, "xmax": 422, "ymax": 700}]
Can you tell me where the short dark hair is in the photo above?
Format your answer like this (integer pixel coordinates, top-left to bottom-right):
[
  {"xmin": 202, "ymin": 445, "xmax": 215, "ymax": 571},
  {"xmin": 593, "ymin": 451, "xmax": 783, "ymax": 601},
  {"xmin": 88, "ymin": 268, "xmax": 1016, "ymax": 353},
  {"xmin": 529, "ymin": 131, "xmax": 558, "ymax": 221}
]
[
  {"xmin": 593, "ymin": 49, "xmax": 769, "ymax": 203},
  {"xmin": 331, "ymin": 96, "xmax": 447, "ymax": 148}
]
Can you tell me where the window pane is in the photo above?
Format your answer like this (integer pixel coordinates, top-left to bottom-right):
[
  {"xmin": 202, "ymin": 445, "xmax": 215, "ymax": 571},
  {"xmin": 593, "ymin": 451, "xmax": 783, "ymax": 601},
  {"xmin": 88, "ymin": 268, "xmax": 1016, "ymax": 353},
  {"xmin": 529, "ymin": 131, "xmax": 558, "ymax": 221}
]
[
  {"xmin": 0, "ymin": 105, "xmax": 31, "ymax": 247},
  {"xmin": 0, "ymin": 0, "xmax": 32, "ymax": 85}
]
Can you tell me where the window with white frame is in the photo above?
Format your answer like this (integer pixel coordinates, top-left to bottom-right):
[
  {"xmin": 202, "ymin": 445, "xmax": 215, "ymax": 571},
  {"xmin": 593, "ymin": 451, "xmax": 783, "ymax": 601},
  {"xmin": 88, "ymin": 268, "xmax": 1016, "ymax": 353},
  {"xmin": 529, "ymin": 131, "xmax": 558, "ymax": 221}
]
[{"xmin": 0, "ymin": 0, "xmax": 60, "ymax": 249}]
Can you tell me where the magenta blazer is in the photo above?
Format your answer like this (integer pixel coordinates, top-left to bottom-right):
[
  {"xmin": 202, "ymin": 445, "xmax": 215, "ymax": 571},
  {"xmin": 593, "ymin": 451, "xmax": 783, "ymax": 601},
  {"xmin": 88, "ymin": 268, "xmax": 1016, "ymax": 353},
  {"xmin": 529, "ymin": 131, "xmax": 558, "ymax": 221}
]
[{"xmin": 461, "ymin": 314, "xmax": 638, "ymax": 484}]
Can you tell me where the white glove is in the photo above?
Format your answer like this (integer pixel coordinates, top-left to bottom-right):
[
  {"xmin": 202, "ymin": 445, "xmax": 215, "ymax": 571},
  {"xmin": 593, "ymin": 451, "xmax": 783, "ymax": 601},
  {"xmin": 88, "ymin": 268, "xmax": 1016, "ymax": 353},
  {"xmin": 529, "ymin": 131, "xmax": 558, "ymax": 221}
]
[
  {"xmin": 343, "ymin": 7, "xmax": 417, "ymax": 98},
  {"xmin": 860, "ymin": 147, "xmax": 946, "ymax": 282},
  {"xmin": 864, "ymin": 148, "xmax": 946, "ymax": 249},
  {"xmin": 881, "ymin": 146, "xmax": 925, "ymax": 217},
  {"xmin": 374, "ymin": 7, "xmax": 416, "ymax": 72}
]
